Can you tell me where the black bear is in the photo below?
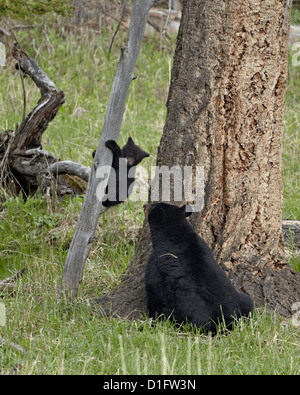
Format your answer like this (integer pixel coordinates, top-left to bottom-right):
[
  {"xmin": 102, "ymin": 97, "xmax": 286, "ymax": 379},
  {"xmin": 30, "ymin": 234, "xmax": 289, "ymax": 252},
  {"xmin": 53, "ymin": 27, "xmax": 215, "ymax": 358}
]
[
  {"xmin": 144, "ymin": 202, "xmax": 254, "ymax": 333},
  {"xmin": 93, "ymin": 137, "xmax": 149, "ymax": 208}
]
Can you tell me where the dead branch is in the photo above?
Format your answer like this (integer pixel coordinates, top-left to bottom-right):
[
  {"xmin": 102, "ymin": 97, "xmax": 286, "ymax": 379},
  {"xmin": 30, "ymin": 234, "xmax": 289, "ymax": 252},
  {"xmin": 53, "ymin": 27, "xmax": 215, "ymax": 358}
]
[
  {"xmin": 109, "ymin": 0, "xmax": 128, "ymax": 53},
  {"xmin": 12, "ymin": 43, "xmax": 57, "ymax": 95},
  {"xmin": 0, "ymin": 268, "xmax": 25, "ymax": 286},
  {"xmin": 13, "ymin": 25, "xmax": 36, "ymax": 31},
  {"xmin": 162, "ymin": 0, "xmax": 172, "ymax": 38},
  {"xmin": 0, "ymin": 39, "xmax": 90, "ymax": 198},
  {"xmin": 0, "ymin": 42, "xmax": 78, "ymax": 197},
  {"xmin": 8, "ymin": 43, "xmax": 65, "ymax": 153},
  {"xmin": 49, "ymin": 161, "xmax": 90, "ymax": 182},
  {"xmin": 23, "ymin": 148, "xmax": 54, "ymax": 158},
  {"xmin": 0, "ymin": 26, "xmax": 11, "ymax": 37},
  {"xmin": 0, "ymin": 268, "xmax": 25, "ymax": 295}
]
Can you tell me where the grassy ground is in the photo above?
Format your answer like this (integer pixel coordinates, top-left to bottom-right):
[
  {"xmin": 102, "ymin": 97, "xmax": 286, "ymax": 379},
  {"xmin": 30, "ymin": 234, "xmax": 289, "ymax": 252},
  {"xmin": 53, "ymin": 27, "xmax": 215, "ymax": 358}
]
[
  {"xmin": 0, "ymin": 14, "xmax": 299, "ymax": 375},
  {"xmin": 284, "ymin": 54, "xmax": 300, "ymax": 221}
]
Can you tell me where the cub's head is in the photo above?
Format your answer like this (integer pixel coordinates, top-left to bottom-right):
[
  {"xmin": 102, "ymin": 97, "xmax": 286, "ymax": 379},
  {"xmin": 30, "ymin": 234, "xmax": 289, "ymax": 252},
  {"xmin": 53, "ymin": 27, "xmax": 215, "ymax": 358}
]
[{"xmin": 121, "ymin": 137, "xmax": 149, "ymax": 167}]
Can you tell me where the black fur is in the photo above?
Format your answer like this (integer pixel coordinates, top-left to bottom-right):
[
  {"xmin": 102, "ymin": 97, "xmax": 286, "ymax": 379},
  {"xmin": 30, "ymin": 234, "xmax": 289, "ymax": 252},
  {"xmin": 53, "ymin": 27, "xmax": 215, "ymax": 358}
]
[{"xmin": 145, "ymin": 203, "xmax": 254, "ymax": 333}]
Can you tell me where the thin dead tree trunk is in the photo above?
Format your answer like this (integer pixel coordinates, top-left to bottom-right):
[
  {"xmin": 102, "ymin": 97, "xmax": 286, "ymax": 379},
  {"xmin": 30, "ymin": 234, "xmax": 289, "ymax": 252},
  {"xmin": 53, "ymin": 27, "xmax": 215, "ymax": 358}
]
[
  {"xmin": 60, "ymin": 0, "xmax": 156, "ymax": 299},
  {"xmin": 10, "ymin": 44, "xmax": 63, "ymax": 152},
  {"xmin": 0, "ymin": 42, "xmax": 87, "ymax": 197},
  {"xmin": 94, "ymin": 0, "xmax": 300, "ymax": 319}
]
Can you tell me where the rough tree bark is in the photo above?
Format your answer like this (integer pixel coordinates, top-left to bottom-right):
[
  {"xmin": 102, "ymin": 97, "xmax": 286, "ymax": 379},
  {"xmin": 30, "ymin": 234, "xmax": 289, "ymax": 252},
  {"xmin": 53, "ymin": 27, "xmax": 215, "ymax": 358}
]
[
  {"xmin": 60, "ymin": 0, "xmax": 156, "ymax": 298},
  {"xmin": 94, "ymin": 0, "xmax": 300, "ymax": 319}
]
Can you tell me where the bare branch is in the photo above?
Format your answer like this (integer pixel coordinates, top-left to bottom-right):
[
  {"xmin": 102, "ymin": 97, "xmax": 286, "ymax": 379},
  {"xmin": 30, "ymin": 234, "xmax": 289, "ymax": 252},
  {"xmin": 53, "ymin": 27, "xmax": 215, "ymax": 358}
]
[
  {"xmin": 0, "ymin": 268, "xmax": 25, "ymax": 295},
  {"xmin": 49, "ymin": 161, "xmax": 90, "ymax": 182},
  {"xmin": 0, "ymin": 268, "xmax": 25, "ymax": 286},
  {"xmin": 109, "ymin": 0, "xmax": 128, "ymax": 53},
  {"xmin": 9, "ymin": 43, "xmax": 65, "ymax": 152},
  {"xmin": 16, "ymin": 61, "xmax": 27, "ymax": 128},
  {"xmin": 23, "ymin": 148, "xmax": 54, "ymax": 158},
  {"xmin": 13, "ymin": 25, "xmax": 36, "ymax": 31},
  {"xmin": 162, "ymin": 0, "xmax": 172, "ymax": 39},
  {"xmin": 0, "ymin": 26, "xmax": 11, "ymax": 37},
  {"xmin": 11, "ymin": 43, "xmax": 57, "ymax": 96}
]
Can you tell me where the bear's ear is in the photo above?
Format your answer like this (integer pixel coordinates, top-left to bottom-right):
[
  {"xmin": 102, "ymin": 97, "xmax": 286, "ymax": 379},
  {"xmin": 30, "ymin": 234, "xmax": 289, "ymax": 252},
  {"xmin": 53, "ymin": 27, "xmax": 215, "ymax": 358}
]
[
  {"xmin": 127, "ymin": 137, "xmax": 134, "ymax": 145},
  {"xmin": 180, "ymin": 204, "xmax": 193, "ymax": 217}
]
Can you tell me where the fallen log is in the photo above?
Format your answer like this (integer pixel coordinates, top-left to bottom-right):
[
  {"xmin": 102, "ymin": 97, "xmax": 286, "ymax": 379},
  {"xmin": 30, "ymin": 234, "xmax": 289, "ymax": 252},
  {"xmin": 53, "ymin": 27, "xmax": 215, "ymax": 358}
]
[{"xmin": 0, "ymin": 268, "xmax": 25, "ymax": 286}]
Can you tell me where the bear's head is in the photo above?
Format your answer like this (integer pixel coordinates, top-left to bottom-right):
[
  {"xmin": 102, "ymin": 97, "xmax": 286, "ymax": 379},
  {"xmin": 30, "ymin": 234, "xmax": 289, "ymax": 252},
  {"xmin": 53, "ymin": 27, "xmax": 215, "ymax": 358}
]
[
  {"xmin": 121, "ymin": 137, "xmax": 149, "ymax": 167},
  {"xmin": 144, "ymin": 202, "xmax": 193, "ymax": 225}
]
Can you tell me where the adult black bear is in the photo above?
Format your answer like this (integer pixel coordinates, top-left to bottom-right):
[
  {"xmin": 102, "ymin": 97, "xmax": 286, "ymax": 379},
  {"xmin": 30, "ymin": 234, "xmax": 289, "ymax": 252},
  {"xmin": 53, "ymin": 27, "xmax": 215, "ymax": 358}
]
[
  {"xmin": 144, "ymin": 202, "xmax": 254, "ymax": 333},
  {"xmin": 93, "ymin": 137, "xmax": 149, "ymax": 208}
]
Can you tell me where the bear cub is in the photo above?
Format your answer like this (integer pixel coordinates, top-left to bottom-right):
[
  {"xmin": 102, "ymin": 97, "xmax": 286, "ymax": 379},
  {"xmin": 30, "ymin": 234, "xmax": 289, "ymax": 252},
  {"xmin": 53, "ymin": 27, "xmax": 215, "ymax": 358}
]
[
  {"xmin": 93, "ymin": 137, "xmax": 149, "ymax": 207},
  {"xmin": 144, "ymin": 203, "xmax": 254, "ymax": 333}
]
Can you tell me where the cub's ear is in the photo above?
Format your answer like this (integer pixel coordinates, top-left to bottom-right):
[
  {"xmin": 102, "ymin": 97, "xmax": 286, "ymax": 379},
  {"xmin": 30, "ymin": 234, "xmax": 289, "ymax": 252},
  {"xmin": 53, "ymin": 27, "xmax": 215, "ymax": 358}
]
[
  {"xmin": 180, "ymin": 204, "xmax": 193, "ymax": 217},
  {"xmin": 141, "ymin": 150, "xmax": 150, "ymax": 159},
  {"xmin": 127, "ymin": 137, "xmax": 134, "ymax": 144}
]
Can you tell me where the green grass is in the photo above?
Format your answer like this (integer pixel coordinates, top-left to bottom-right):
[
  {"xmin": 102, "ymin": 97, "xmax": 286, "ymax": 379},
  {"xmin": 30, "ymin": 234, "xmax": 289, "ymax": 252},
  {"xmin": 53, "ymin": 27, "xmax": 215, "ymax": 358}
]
[
  {"xmin": 283, "ymin": 53, "xmax": 300, "ymax": 220},
  {"xmin": 1, "ymin": 295, "xmax": 299, "ymax": 375},
  {"xmin": 0, "ymin": 14, "xmax": 299, "ymax": 375}
]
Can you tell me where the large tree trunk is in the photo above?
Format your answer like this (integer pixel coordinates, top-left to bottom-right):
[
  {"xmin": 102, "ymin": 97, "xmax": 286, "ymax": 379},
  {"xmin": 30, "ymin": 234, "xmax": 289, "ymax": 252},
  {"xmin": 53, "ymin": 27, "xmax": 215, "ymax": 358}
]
[{"xmin": 94, "ymin": 0, "xmax": 300, "ymax": 318}]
